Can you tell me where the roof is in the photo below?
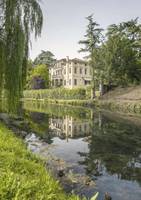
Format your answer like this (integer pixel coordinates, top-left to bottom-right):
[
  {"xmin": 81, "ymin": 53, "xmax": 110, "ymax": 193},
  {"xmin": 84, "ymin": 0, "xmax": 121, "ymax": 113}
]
[
  {"xmin": 55, "ymin": 57, "xmax": 87, "ymax": 64},
  {"xmin": 71, "ymin": 58, "xmax": 87, "ymax": 64}
]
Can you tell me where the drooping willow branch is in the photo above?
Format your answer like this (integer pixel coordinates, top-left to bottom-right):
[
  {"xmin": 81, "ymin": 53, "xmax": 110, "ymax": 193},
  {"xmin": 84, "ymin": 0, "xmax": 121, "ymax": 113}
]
[{"xmin": 0, "ymin": 0, "xmax": 43, "ymax": 112}]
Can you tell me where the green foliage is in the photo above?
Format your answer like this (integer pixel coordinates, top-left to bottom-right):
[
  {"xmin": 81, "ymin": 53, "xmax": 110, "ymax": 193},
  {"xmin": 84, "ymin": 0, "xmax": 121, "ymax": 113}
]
[
  {"xmin": 34, "ymin": 50, "xmax": 56, "ymax": 66},
  {"xmin": 25, "ymin": 60, "xmax": 34, "ymax": 89},
  {"xmin": 79, "ymin": 14, "xmax": 103, "ymax": 97},
  {"xmin": 24, "ymin": 87, "xmax": 88, "ymax": 100},
  {"xmin": 93, "ymin": 18, "xmax": 141, "ymax": 88},
  {"xmin": 0, "ymin": 0, "xmax": 43, "ymax": 112},
  {"xmin": 24, "ymin": 102, "xmax": 93, "ymax": 119},
  {"xmin": 30, "ymin": 64, "xmax": 50, "ymax": 88},
  {"xmin": 0, "ymin": 123, "xmax": 85, "ymax": 200},
  {"xmin": 79, "ymin": 17, "xmax": 141, "ymax": 93}
]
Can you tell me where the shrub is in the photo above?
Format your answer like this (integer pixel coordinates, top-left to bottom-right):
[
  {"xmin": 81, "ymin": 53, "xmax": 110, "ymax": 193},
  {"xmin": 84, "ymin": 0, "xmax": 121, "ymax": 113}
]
[{"xmin": 24, "ymin": 87, "xmax": 88, "ymax": 100}]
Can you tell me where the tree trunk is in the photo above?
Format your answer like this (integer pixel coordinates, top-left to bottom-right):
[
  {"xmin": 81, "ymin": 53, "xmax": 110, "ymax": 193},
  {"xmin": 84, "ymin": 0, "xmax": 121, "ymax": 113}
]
[
  {"xmin": 91, "ymin": 84, "xmax": 96, "ymax": 99},
  {"xmin": 99, "ymin": 80, "xmax": 104, "ymax": 96}
]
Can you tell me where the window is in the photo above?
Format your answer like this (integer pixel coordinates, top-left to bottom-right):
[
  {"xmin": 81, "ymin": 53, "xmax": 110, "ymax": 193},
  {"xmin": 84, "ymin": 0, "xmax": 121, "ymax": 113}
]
[
  {"xmin": 74, "ymin": 79, "xmax": 77, "ymax": 85},
  {"xmin": 80, "ymin": 68, "xmax": 82, "ymax": 74},
  {"xmin": 69, "ymin": 126, "xmax": 71, "ymax": 131},
  {"xmin": 69, "ymin": 68, "xmax": 71, "ymax": 73},
  {"xmin": 85, "ymin": 68, "xmax": 87, "ymax": 75},
  {"xmin": 74, "ymin": 67, "xmax": 77, "ymax": 74},
  {"xmin": 64, "ymin": 80, "xmax": 66, "ymax": 85},
  {"xmin": 74, "ymin": 126, "xmax": 77, "ymax": 132},
  {"xmin": 85, "ymin": 80, "xmax": 90, "ymax": 85},
  {"xmin": 69, "ymin": 79, "xmax": 71, "ymax": 85}
]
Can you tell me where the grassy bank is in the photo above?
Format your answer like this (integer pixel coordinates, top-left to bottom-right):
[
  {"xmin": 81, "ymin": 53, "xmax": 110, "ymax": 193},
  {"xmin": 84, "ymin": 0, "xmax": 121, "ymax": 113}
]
[
  {"xmin": 0, "ymin": 123, "xmax": 86, "ymax": 200},
  {"xmin": 99, "ymin": 100, "xmax": 141, "ymax": 115},
  {"xmin": 24, "ymin": 87, "xmax": 91, "ymax": 100},
  {"xmin": 23, "ymin": 86, "xmax": 141, "ymax": 116},
  {"xmin": 99, "ymin": 86, "xmax": 141, "ymax": 115},
  {"xmin": 23, "ymin": 87, "xmax": 99, "ymax": 108},
  {"xmin": 24, "ymin": 87, "xmax": 100, "ymax": 101}
]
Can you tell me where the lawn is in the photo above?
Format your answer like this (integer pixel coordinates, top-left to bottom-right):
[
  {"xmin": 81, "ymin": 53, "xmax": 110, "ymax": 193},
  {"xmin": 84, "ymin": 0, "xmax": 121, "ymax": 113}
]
[{"xmin": 0, "ymin": 123, "xmax": 84, "ymax": 200}]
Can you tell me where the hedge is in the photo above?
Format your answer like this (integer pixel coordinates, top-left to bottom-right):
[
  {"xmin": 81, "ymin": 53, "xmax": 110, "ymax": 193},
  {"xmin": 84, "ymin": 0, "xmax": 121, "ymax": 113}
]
[{"xmin": 24, "ymin": 87, "xmax": 91, "ymax": 100}]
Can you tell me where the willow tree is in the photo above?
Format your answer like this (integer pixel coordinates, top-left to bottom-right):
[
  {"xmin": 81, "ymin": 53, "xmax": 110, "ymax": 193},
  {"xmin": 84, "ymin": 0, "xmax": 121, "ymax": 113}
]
[
  {"xmin": 0, "ymin": 0, "xmax": 43, "ymax": 112},
  {"xmin": 78, "ymin": 15, "xmax": 103, "ymax": 98}
]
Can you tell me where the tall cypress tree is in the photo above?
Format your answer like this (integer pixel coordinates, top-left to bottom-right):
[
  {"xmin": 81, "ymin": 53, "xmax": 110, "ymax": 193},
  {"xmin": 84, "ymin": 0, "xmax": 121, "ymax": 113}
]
[{"xmin": 79, "ymin": 14, "xmax": 103, "ymax": 98}]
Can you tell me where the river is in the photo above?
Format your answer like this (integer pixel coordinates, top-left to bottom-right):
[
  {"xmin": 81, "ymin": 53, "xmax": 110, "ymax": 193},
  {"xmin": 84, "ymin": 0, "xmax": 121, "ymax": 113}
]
[{"xmin": 23, "ymin": 101, "xmax": 141, "ymax": 200}]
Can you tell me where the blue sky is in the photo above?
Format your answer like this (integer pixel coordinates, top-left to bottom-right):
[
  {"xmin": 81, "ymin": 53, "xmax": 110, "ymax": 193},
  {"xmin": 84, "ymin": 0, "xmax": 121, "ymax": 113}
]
[{"xmin": 30, "ymin": 0, "xmax": 141, "ymax": 60}]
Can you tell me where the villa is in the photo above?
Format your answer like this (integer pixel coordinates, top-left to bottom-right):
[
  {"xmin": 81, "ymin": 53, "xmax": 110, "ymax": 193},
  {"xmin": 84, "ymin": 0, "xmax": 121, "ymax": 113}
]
[
  {"xmin": 49, "ymin": 57, "xmax": 92, "ymax": 88},
  {"xmin": 49, "ymin": 116, "xmax": 91, "ymax": 139}
]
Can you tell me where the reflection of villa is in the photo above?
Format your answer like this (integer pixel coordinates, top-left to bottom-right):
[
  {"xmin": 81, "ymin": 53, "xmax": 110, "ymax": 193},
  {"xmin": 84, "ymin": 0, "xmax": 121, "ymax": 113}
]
[
  {"xmin": 49, "ymin": 57, "xmax": 92, "ymax": 88},
  {"xmin": 49, "ymin": 116, "xmax": 91, "ymax": 139}
]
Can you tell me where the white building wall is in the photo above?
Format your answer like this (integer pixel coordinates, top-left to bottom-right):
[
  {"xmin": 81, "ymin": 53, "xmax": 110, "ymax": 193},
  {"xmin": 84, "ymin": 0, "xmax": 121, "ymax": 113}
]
[{"xmin": 50, "ymin": 57, "xmax": 92, "ymax": 88}]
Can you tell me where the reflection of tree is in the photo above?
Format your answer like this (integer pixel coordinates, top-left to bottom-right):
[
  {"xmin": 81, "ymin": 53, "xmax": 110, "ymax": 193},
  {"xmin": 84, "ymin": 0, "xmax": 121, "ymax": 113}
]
[
  {"xmin": 24, "ymin": 111, "xmax": 53, "ymax": 144},
  {"xmin": 24, "ymin": 106, "xmax": 141, "ymax": 185},
  {"xmin": 78, "ymin": 113, "xmax": 141, "ymax": 185},
  {"xmin": 24, "ymin": 101, "xmax": 92, "ymax": 119}
]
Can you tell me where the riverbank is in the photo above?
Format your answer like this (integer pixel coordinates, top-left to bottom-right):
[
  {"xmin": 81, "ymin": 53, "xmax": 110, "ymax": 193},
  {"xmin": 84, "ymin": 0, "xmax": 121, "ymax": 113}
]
[
  {"xmin": 99, "ymin": 85, "xmax": 141, "ymax": 116},
  {"xmin": 23, "ymin": 97, "xmax": 141, "ymax": 117},
  {"xmin": 23, "ymin": 98, "xmax": 96, "ymax": 107},
  {"xmin": 23, "ymin": 85, "xmax": 141, "ymax": 116},
  {"xmin": 23, "ymin": 101, "xmax": 141, "ymax": 200},
  {"xmin": 0, "ymin": 122, "xmax": 86, "ymax": 200}
]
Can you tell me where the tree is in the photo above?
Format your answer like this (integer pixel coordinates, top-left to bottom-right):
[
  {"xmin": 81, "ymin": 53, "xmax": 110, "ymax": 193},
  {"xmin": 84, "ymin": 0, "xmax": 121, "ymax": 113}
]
[
  {"xmin": 78, "ymin": 15, "xmax": 103, "ymax": 98},
  {"xmin": 0, "ymin": 0, "xmax": 43, "ymax": 112},
  {"xmin": 91, "ymin": 45, "xmax": 107, "ymax": 95},
  {"xmin": 25, "ymin": 60, "xmax": 34, "ymax": 89},
  {"xmin": 103, "ymin": 19, "xmax": 141, "ymax": 86},
  {"xmin": 34, "ymin": 50, "xmax": 56, "ymax": 67},
  {"xmin": 30, "ymin": 64, "xmax": 49, "ymax": 89}
]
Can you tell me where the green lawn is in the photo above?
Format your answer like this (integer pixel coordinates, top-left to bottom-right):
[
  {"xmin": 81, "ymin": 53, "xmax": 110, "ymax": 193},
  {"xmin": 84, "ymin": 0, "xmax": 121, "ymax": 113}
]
[{"xmin": 0, "ymin": 123, "xmax": 84, "ymax": 200}]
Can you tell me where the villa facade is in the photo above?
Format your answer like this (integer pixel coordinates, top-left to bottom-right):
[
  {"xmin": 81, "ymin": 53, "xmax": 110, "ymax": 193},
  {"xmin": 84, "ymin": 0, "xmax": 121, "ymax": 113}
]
[
  {"xmin": 49, "ymin": 57, "xmax": 92, "ymax": 88},
  {"xmin": 49, "ymin": 116, "xmax": 91, "ymax": 139}
]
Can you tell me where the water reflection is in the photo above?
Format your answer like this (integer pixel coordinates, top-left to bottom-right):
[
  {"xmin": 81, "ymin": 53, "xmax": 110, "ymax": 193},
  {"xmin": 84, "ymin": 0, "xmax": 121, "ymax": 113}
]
[
  {"xmin": 23, "ymin": 102, "xmax": 141, "ymax": 199},
  {"xmin": 79, "ymin": 113, "xmax": 141, "ymax": 185},
  {"xmin": 50, "ymin": 116, "xmax": 92, "ymax": 139}
]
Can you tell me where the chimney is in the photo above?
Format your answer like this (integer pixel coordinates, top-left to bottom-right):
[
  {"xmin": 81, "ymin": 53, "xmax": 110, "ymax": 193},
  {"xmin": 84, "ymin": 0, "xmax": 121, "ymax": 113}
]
[{"xmin": 66, "ymin": 56, "xmax": 69, "ymax": 62}]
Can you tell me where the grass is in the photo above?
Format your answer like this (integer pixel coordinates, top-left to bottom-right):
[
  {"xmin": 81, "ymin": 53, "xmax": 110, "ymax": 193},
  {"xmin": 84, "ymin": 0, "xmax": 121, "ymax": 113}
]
[
  {"xmin": 101, "ymin": 85, "xmax": 141, "ymax": 101},
  {"xmin": 23, "ymin": 87, "xmax": 100, "ymax": 101},
  {"xmin": 0, "ymin": 123, "xmax": 86, "ymax": 200}
]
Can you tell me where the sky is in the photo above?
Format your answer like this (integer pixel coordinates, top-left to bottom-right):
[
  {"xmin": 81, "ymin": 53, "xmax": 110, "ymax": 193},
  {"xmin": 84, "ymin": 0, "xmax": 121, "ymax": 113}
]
[{"xmin": 30, "ymin": 0, "xmax": 141, "ymax": 60}]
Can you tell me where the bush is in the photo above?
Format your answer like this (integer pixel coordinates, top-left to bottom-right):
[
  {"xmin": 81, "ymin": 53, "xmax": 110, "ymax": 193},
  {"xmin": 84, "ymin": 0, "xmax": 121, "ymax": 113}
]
[{"xmin": 24, "ymin": 87, "xmax": 89, "ymax": 100}]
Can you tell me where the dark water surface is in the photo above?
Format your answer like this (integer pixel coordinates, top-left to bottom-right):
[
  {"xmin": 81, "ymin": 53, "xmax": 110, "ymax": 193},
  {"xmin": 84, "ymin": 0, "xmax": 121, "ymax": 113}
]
[{"xmin": 23, "ymin": 102, "xmax": 141, "ymax": 200}]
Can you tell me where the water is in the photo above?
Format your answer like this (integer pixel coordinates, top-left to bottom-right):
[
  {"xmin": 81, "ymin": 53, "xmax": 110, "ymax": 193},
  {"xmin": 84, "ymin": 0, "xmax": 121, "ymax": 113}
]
[{"xmin": 23, "ymin": 102, "xmax": 141, "ymax": 200}]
